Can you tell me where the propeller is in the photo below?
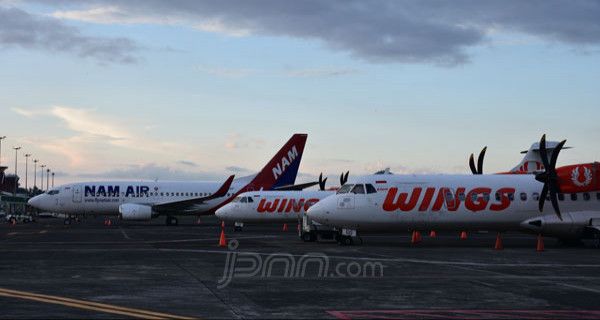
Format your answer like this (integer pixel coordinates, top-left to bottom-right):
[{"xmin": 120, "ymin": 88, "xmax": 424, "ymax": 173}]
[
  {"xmin": 469, "ymin": 146, "xmax": 487, "ymax": 175},
  {"xmin": 340, "ymin": 171, "xmax": 349, "ymax": 186},
  {"xmin": 318, "ymin": 173, "xmax": 328, "ymax": 191},
  {"xmin": 534, "ymin": 134, "xmax": 566, "ymax": 220}
]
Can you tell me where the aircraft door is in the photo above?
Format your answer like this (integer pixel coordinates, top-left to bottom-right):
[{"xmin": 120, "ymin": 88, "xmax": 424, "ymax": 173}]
[{"xmin": 73, "ymin": 185, "xmax": 82, "ymax": 203}]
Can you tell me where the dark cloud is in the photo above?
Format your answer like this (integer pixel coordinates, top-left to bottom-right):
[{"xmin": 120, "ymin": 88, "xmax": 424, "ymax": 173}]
[
  {"xmin": 0, "ymin": 6, "xmax": 139, "ymax": 64},
  {"xmin": 32, "ymin": 0, "xmax": 600, "ymax": 65}
]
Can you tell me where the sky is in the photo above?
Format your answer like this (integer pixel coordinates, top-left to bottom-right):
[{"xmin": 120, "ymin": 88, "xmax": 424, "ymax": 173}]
[{"xmin": 1, "ymin": 0, "xmax": 599, "ymax": 187}]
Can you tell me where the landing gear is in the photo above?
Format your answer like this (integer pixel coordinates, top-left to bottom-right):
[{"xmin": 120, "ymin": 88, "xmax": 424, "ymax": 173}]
[
  {"xmin": 165, "ymin": 216, "xmax": 178, "ymax": 226},
  {"xmin": 301, "ymin": 231, "xmax": 317, "ymax": 242},
  {"xmin": 234, "ymin": 222, "xmax": 244, "ymax": 232},
  {"xmin": 337, "ymin": 228, "xmax": 361, "ymax": 246}
]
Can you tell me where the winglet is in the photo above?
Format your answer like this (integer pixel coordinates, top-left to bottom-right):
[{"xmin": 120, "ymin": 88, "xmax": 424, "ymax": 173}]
[{"xmin": 211, "ymin": 175, "xmax": 235, "ymax": 199}]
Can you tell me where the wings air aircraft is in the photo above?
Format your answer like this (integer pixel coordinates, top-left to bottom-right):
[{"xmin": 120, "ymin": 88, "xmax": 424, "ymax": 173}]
[{"xmin": 307, "ymin": 135, "xmax": 600, "ymax": 245}]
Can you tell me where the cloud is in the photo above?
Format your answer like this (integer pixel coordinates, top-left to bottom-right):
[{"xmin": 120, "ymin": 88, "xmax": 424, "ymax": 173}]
[
  {"xmin": 78, "ymin": 163, "xmax": 223, "ymax": 181},
  {"xmin": 177, "ymin": 160, "xmax": 198, "ymax": 167},
  {"xmin": 41, "ymin": 0, "xmax": 600, "ymax": 66},
  {"xmin": 284, "ymin": 67, "xmax": 358, "ymax": 78},
  {"xmin": 225, "ymin": 166, "xmax": 251, "ymax": 173},
  {"xmin": 0, "ymin": 6, "xmax": 139, "ymax": 64},
  {"xmin": 224, "ymin": 133, "xmax": 265, "ymax": 150}
]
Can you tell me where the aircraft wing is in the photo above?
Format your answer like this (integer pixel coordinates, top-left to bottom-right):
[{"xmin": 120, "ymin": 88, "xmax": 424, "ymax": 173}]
[
  {"xmin": 152, "ymin": 175, "xmax": 235, "ymax": 212},
  {"xmin": 272, "ymin": 181, "xmax": 320, "ymax": 191}
]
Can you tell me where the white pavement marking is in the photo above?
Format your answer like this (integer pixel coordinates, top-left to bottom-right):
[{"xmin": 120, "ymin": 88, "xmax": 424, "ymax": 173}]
[{"xmin": 119, "ymin": 227, "xmax": 131, "ymax": 240}]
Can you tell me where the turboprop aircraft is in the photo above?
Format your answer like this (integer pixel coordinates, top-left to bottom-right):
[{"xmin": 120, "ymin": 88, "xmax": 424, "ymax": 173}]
[
  {"xmin": 215, "ymin": 139, "xmax": 563, "ymax": 232},
  {"xmin": 307, "ymin": 135, "xmax": 600, "ymax": 245},
  {"xmin": 215, "ymin": 173, "xmax": 347, "ymax": 232},
  {"xmin": 27, "ymin": 134, "xmax": 308, "ymax": 225}
]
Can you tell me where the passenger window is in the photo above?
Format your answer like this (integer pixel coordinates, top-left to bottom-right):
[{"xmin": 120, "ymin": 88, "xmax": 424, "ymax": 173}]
[
  {"xmin": 247, "ymin": 197, "xmax": 254, "ymax": 203},
  {"xmin": 495, "ymin": 192, "xmax": 501, "ymax": 201},
  {"xmin": 458, "ymin": 192, "xmax": 466, "ymax": 201},
  {"xmin": 508, "ymin": 193, "xmax": 514, "ymax": 201},
  {"xmin": 365, "ymin": 184, "xmax": 377, "ymax": 194},
  {"xmin": 571, "ymin": 193, "xmax": 578, "ymax": 201},
  {"xmin": 583, "ymin": 193, "xmax": 591, "ymax": 201},
  {"xmin": 532, "ymin": 192, "xmax": 539, "ymax": 201},
  {"xmin": 483, "ymin": 193, "xmax": 490, "ymax": 202},
  {"xmin": 520, "ymin": 192, "xmax": 527, "ymax": 201},
  {"xmin": 558, "ymin": 193, "xmax": 565, "ymax": 201},
  {"xmin": 351, "ymin": 184, "xmax": 365, "ymax": 194}
]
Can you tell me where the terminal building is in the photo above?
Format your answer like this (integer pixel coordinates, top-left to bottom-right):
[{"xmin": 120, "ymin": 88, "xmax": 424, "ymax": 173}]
[{"xmin": 0, "ymin": 166, "xmax": 29, "ymax": 215}]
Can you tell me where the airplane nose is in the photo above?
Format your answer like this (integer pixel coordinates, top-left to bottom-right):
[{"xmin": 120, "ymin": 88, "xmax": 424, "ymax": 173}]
[
  {"xmin": 306, "ymin": 201, "xmax": 329, "ymax": 224},
  {"xmin": 215, "ymin": 207, "xmax": 226, "ymax": 219},
  {"xmin": 27, "ymin": 196, "xmax": 40, "ymax": 208}
]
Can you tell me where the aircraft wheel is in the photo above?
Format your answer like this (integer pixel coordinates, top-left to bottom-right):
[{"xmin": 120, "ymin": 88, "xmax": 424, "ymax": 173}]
[
  {"xmin": 165, "ymin": 216, "xmax": 178, "ymax": 226},
  {"xmin": 302, "ymin": 232, "xmax": 315, "ymax": 242},
  {"xmin": 339, "ymin": 235, "xmax": 353, "ymax": 246}
]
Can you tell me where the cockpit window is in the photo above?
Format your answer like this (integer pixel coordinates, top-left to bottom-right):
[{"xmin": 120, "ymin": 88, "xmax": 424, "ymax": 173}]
[
  {"xmin": 47, "ymin": 190, "xmax": 60, "ymax": 195},
  {"xmin": 336, "ymin": 184, "xmax": 354, "ymax": 194},
  {"xmin": 351, "ymin": 184, "xmax": 365, "ymax": 194},
  {"xmin": 241, "ymin": 197, "xmax": 247, "ymax": 203},
  {"xmin": 247, "ymin": 197, "xmax": 254, "ymax": 203},
  {"xmin": 365, "ymin": 184, "xmax": 377, "ymax": 194}
]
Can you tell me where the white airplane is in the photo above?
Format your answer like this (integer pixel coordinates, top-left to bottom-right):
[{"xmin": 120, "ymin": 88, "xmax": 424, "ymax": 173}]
[
  {"xmin": 307, "ymin": 135, "xmax": 600, "ymax": 245},
  {"xmin": 28, "ymin": 134, "xmax": 308, "ymax": 225},
  {"xmin": 215, "ymin": 139, "xmax": 561, "ymax": 232},
  {"xmin": 215, "ymin": 173, "xmax": 343, "ymax": 232}
]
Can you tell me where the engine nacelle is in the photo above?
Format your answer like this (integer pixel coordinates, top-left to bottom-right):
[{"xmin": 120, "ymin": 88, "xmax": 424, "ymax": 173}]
[
  {"xmin": 118, "ymin": 203, "xmax": 156, "ymax": 221},
  {"xmin": 520, "ymin": 212, "xmax": 600, "ymax": 239}
]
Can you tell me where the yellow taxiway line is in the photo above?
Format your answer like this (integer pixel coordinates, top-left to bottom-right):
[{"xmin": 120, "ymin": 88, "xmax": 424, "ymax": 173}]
[{"xmin": 0, "ymin": 287, "xmax": 196, "ymax": 319}]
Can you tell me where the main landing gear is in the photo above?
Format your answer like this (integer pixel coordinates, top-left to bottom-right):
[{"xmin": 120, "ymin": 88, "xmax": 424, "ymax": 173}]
[
  {"xmin": 234, "ymin": 222, "xmax": 244, "ymax": 232},
  {"xmin": 336, "ymin": 228, "xmax": 363, "ymax": 246},
  {"xmin": 166, "ymin": 216, "xmax": 178, "ymax": 226}
]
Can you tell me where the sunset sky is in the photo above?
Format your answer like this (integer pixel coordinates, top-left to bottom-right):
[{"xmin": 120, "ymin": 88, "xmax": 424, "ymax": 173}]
[{"xmin": 1, "ymin": 1, "xmax": 599, "ymax": 186}]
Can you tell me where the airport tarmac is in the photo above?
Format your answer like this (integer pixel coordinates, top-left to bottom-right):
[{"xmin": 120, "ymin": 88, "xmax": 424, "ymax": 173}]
[{"xmin": 1, "ymin": 217, "xmax": 600, "ymax": 319}]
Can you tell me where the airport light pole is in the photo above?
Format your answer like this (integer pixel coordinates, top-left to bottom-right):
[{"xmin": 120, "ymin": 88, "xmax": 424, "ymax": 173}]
[
  {"xmin": 24, "ymin": 153, "xmax": 31, "ymax": 195},
  {"xmin": 52, "ymin": 172, "xmax": 55, "ymax": 188},
  {"xmin": 33, "ymin": 159, "xmax": 38, "ymax": 191},
  {"xmin": 40, "ymin": 165, "xmax": 46, "ymax": 191},
  {"xmin": 0, "ymin": 136, "xmax": 6, "ymax": 166},
  {"xmin": 46, "ymin": 168, "xmax": 50, "ymax": 190},
  {"xmin": 13, "ymin": 146, "xmax": 21, "ymax": 195}
]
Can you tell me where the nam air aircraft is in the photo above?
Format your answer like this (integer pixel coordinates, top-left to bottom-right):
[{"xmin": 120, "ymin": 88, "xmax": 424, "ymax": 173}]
[
  {"xmin": 28, "ymin": 134, "xmax": 307, "ymax": 225},
  {"xmin": 307, "ymin": 135, "xmax": 600, "ymax": 245}
]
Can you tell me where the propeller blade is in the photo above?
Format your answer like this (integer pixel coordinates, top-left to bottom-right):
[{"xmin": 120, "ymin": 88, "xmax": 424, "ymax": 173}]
[
  {"xmin": 538, "ymin": 183, "xmax": 548, "ymax": 212},
  {"xmin": 321, "ymin": 177, "xmax": 328, "ymax": 191},
  {"xmin": 477, "ymin": 147, "xmax": 487, "ymax": 174},
  {"xmin": 539, "ymin": 134, "xmax": 550, "ymax": 172},
  {"xmin": 340, "ymin": 173, "xmax": 345, "ymax": 186},
  {"xmin": 549, "ymin": 186, "xmax": 562, "ymax": 221},
  {"xmin": 550, "ymin": 140, "xmax": 567, "ymax": 169},
  {"xmin": 318, "ymin": 173, "xmax": 325, "ymax": 191},
  {"xmin": 344, "ymin": 171, "xmax": 349, "ymax": 184},
  {"xmin": 469, "ymin": 154, "xmax": 478, "ymax": 174}
]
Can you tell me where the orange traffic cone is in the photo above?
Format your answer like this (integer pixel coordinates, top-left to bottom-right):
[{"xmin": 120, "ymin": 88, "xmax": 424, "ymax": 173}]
[
  {"xmin": 219, "ymin": 229, "xmax": 227, "ymax": 247},
  {"xmin": 494, "ymin": 232, "xmax": 503, "ymax": 250},
  {"xmin": 283, "ymin": 223, "xmax": 288, "ymax": 232},
  {"xmin": 411, "ymin": 230, "xmax": 421, "ymax": 244},
  {"xmin": 107, "ymin": 219, "xmax": 112, "ymax": 226},
  {"xmin": 536, "ymin": 234, "xmax": 544, "ymax": 252},
  {"xmin": 429, "ymin": 230, "xmax": 437, "ymax": 238},
  {"xmin": 460, "ymin": 231, "xmax": 468, "ymax": 240}
]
